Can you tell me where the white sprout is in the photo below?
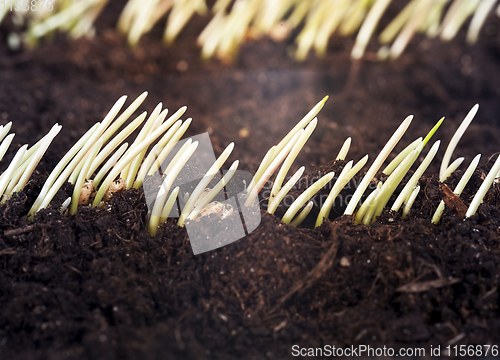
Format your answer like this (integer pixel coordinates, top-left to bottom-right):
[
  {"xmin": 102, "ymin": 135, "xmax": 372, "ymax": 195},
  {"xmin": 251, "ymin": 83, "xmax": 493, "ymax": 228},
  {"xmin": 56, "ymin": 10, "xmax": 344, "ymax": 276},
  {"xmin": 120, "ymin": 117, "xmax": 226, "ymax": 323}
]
[
  {"xmin": 344, "ymin": 115, "xmax": 413, "ymax": 215},
  {"xmin": 439, "ymin": 104, "xmax": 478, "ymax": 181},
  {"xmin": 336, "ymin": 137, "xmax": 351, "ymax": 161},
  {"xmin": 187, "ymin": 160, "xmax": 239, "ymax": 221},
  {"xmin": 0, "ymin": 134, "xmax": 15, "ymax": 163},
  {"xmin": 432, "ymin": 154, "xmax": 480, "ymax": 224},
  {"xmin": 440, "ymin": 157, "xmax": 465, "ymax": 183},
  {"xmin": 70, "ymin": 139, "xmax": 103, "ymax": 215},
  {"xmin": 60, "ymin": 197, "xmax": 72, "ymax": 215},
  {"xmin": 370, "ymin": 149, "xmax": 419, "ymax": 222},
  {"xmin": 0, "ymin": 145, "xmax": 27, "ymax": 201},
  {"xmin": 383, "ymin": 137, "xmax": 422, "ymax": 175},
  {"xmin": 315, "ymin": 154, "xmax": 369, "ymax": 228},
  {"xmin": 148, "ymin": 141, "xmax": 199, "ymax": 236},
  {"xmin": 274, "ymin": 96, "xmax": 328, "ymax": 156},
  {"xmin": 392, "ymin": 140, "xmax": 440, "ymax": 212},
  {"xmin": 83, "ymin": 111, "xmax": 147, "ymax": 184},
  {"xmin": 92, "ymin": 109, "xmax": 188, "ymax": 208},
  {"xmin": 354, "ymin": 182, "xmax": 383, "ymax": 225},
  {"xmin": 177, "ymin": 142, "xmax": 235, "ymax": 227},
  {"xmin": 134, "ymin": 120, "xmax": 183, "ymax": 188},
  {"xmin": 466, "ymin": 154, "xmax": 500, "ymax": 218},
  {"xmin": 160, "ymin": 186, "xmax": 180, "ymax": 223},
  {"xmin": 93, "ymin": 143, "xmax": 129, "ymax": 188},
  {"xmin": 245, "ymin": 130, "xmax": 303, "ymax": 207},
  {"xmin": 0, "ymin": 122, "xmax": 12, "ymax": 144},
  {"xmin": 281, "ymin": 172, "xmax": 335, "ymax": 225},
  {"xmin": 467, "ymin": 0, "xmax": 497, "ymax": 44},
  {"xmin": 351, "ymin": 0, "xmax": 393, "ymax": 60},
  {"xmin": 267, "ymin": 166, "xmax": 305, "ymax": 216},
  {"xmin": 269, "ymin": 118, "xmax": 317, "ymax": 203},
  {"xmin": 289, "ymin": 201, "xmax": 314, "ymax": 227},
  {"xmin": 402, "ymin": 185, "xmax": 420, "ymax": 220},
  {"xmin": 28, "ymin": 122, "xmax": 101, "ymax": 217}
]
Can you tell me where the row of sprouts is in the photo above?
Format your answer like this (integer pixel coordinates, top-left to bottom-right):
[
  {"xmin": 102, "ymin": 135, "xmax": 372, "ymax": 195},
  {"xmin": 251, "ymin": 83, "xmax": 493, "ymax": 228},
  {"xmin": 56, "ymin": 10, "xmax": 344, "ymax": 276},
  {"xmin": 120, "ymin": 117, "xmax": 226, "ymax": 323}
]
[
  {"xmin": 0, "ymin": 93, "xmax": 498, "ymax": 236},
  {"xmin": 2, "ymin": 0, "xmax": 499, "ymax": 61}
]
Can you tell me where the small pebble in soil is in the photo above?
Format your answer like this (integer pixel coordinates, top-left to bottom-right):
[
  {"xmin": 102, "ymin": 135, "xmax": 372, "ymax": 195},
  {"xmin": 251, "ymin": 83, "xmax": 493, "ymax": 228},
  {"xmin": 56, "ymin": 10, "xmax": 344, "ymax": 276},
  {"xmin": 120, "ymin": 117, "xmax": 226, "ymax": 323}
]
[{"xmin": 340, "ymin": 257, "xmax": 351, "ymax": 267}]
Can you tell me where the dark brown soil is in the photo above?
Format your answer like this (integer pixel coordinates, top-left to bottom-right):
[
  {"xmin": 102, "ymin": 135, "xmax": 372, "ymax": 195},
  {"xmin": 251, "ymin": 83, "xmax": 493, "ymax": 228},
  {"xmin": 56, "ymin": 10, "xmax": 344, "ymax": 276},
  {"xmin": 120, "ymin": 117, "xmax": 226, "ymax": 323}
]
[{"xmin": 1, "ymin": 2, "xmax": 500, "ymax": 359}]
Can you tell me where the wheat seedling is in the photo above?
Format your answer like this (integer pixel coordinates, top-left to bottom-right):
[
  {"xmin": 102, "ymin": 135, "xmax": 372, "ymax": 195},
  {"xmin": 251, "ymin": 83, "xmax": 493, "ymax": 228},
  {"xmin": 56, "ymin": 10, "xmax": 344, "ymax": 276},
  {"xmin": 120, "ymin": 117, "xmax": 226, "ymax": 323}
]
[
  {"xmin": 281, "ymin": 171, "xmax": 335, "ymax": 225},
  {"xmin": 402, "ymin": 185, "xmax": 420, "ymax": 219},
  {"xmin": 465, "ymin": 154, "xmax": 500, "ymax": 218},
  {"xmin": 431, "ymin": 154, "xmax": 480, "ymax": 224},
  {"xmin": 315, "ymin": 154, "xmax": 369, "ymax": 228},
  {"xmin": 344, "ymin": 115, "xmax": 413, "ymax": 216},
  {"xmin": 148, "ymin": 140, "xmax": 199, "ymax": 236},
  {"xmin": 177, "ymin": 142, "xmax": 235, "ymax": 227}
]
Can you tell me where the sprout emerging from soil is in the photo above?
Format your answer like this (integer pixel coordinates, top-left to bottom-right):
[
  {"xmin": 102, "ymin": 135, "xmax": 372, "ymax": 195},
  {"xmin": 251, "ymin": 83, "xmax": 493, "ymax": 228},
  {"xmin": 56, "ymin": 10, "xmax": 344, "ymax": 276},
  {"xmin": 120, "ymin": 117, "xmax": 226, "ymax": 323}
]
[
  {"xmin": 4, "ymin": 0, "xmax": 499, "ymax": 61},
  {"xmin": 0, "ymin": 123, "xmax": 61, "ymax": 203},
  {"xmin": 3, "ymin": 93, "xmax": 499, "ymax": 238}
]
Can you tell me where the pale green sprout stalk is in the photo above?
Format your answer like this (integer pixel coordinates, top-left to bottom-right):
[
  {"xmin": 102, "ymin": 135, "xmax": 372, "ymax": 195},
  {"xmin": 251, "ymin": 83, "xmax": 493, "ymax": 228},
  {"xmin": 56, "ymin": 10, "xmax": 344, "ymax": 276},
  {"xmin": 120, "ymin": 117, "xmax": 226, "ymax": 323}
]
[
  {"xmin": 354, "ymin": 182, "xmax": 382, "ymax": 225},
  {"xmin": 121, "ymin": 103, "xmax": 163, "ymax": 182},
  {"xmin": 274, "ymin": 96, "xmax": 328, "ymax": 156},
  {"xmin": 250, "ymin": 146, "xmax": 276, "ymax": 189},
  {"xmin": 148, "ymin": 141, "xmax": 199, "ymax": 236},
  {"xmin": 441, "ymin": 0, "xmax": 480, "ymax": 42},
  {"xmin": 440, "ymin": 104, "xmax": 478, "ymax": 182},
  {"xmin": 267, "ymin": 166, "xmax": 305, "ymax": 215},
  {"xmin": 0, "ymin": 122, "xmax": 12, "ymax": 144},
  {"xmin": 0, "ymin": 134, "xmax": 15, "ymax": 163},
  {"xmin": 160, "ymin": 127, "xmax": 198, "ymax": 176},
  {"xmin": 269, "ymin": 118, "xmax": 317, "ymax": 204},
  {"xmin": 126, "ymin": 107, "xmax": 170, "ymax": 189},
  {"xmin": 315, "ymin": 154, "xmax": 369, "ymax": 228},
  {"xmin": 289, "ymin": 201, "xmax": 313, "ymax": 227},
  {"xmin": 281, "ymin": 172, "xmax": 335, "ymax": 225},
  {"xmin": 146, "ymin": 115, "xmax": 191, "ymax": 176},
  {"xmin": 70, "ymin": 138, "xmax": 103, "ymax": 215},
  {"xmin": 379, "ymin": 0, "xmax": 417, "ymax": 44},
  {"xmin": 344, "ymin": 115, "xmax": 413, "ymax": 215},
  {"xmin": 60, "ymin": 197, "xmax": 71, "ymax": 215},
  {"xmin": 29, "ymin": 122, "xmax": 100, "ymax": 217},
  {"xmin": 362, "ymin": 184, "xmax": 383, "ymax": 225},
  {"xmin": 467, "ymin": 0, "xmax": 497, "ymax": 44},
  {"xmin": 28, "ymin": 0, "xmax": 104, "ymax": 40},
  {"xmin": 388, "ymin": 0, "xmax": 434, "ymax": 59},
  {"xmin": 93, "ymin": 143, "xmax": 129, "ymax": 188},
  {"xmin": 245, "ymin": 130, "xmax": 303, "ymax": 207},
  {"xmin": 383, "ymin": 117, "xmax": 443, "ymax": 176},
  {"xmin": 177, "ymin": 142, "xmax": 235, "ymax": 227},
  {"xmin": 336, "ymin": 137, "xmax": 351, "ymax": 161},
  {"xmin": 134, "ymin": 120, "xmax": 183, "ymax": 188},
  {"xmin": 87, "ymin": 112, "xmax": 147, "ymax": 185},
  {"xmin": 0, "ymin": 145, "xmax": 27, "ymax": 201},
  {"xmin": 71, "ymin": 91, "xmax": 149, "ymax": 184},
  {"xmin": 391, "ymin": 140, "xmax": 440, "ymax": 212},
  {"xmin": 340, "ymin": 0, "xmax": 372, "ymax": 36},
  {"xmin": 10, "ymin": 124, "xmax": 62, "ymax": 196},
  {"xmin": 369, "ymin": 149, "xmax": 419, "ymax": 222},
  {"xmin": 465, "ymin": 154, "xmax": 500, "ymax": 218},
  {"xmin": 92, "ymin": 108, "xmax": 188, "ymax": 208},
  {"xmin": 432, "ymin": 154, "xmax": 480, "ymax": 224},
  {"xmin": 187, "ymin": 160, "xmax": 239, "ymax": 221},
  {"xmin": 314, "ymin": 1, "xmax": 349, "ymax": 57},
  {"xmin": 160, "ymin": 187, "xmax": 180, "ymax": 223},
  {"xmin": 32, "ymin": 95, "xmax": 128, "ymax": 216},
  {"xmin": 351, "ymin": 0, "xmax": 393, "ymax": 60},
  {"xmin": 165, "ymin": 0, "xmax": 208, "ymax": 45},
  {"xmin": 402, "ymin": 185, "xmax": 420, "ymax": 220},
  {"xmin": 383, "ymin": 137, "xmax": 422, "ymax": 176},
  {"xmin": 441, "ymin": 157, "xmax": 465, "ymax": 182}
]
